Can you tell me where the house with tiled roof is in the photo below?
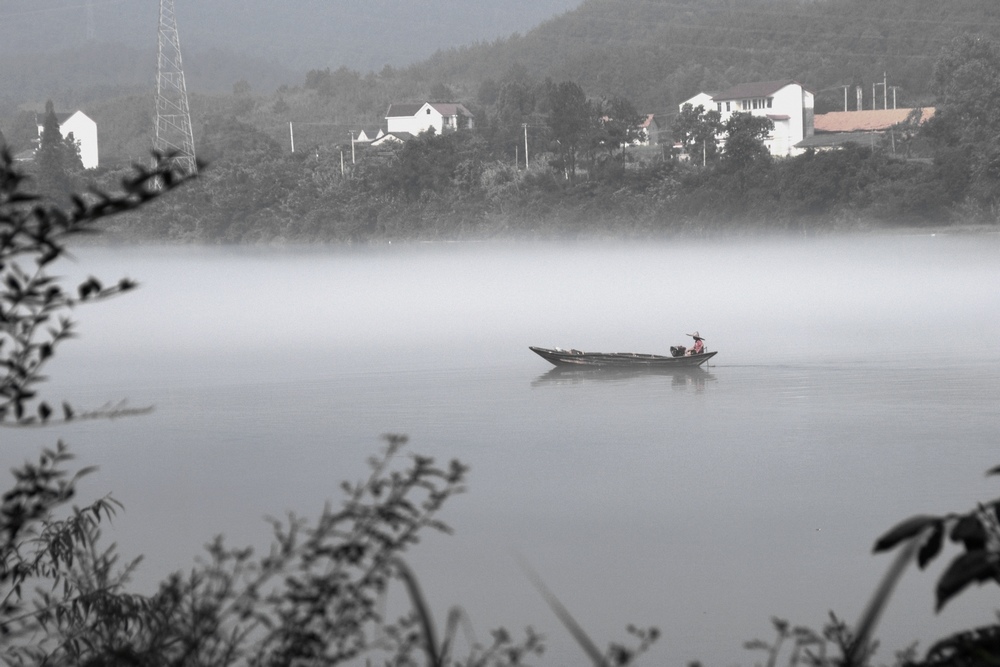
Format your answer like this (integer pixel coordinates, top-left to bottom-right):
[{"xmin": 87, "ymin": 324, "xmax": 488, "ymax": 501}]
[
  {"xmin": 385, "ymin": 102, "xmax": 474, "ymax": 139},
  {"xmin": 637, "ymin": 114, "xmax": 660, "ymax": 146},
  {"xmin": 680, "ymin": 80, "xmax": 815, "ymax": 157},
  {"xmin": 795, "ymin": 107, "xmax": 935, "ymax": 152}
]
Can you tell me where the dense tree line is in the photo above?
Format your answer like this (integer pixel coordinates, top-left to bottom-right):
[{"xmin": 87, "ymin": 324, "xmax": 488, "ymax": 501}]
[
  {"xmin": 64, "ymin": 36, "xmax": 992, "ymax": 244},
  {"xmin": 6, "ymin": 19, "xmax": 1000, "ymax": 243}
]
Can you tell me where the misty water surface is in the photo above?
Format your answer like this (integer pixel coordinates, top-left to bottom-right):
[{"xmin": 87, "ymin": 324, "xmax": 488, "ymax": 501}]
[{"xmin": 6, "ymin": 234, "xmax": 1000, "ymax": 667}]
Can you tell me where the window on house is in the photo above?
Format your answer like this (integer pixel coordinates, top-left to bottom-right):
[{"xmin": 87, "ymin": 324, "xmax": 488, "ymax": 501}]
[
  {"xmin": 767, "ymin": 97, "xmax": 773, "ymax": 108},
  {"xmin": 726, "ymin": 102, "xmax": 731, "ymax": 112},
  {"xmin": 426, "ymin": 109, "xmax": 431, "ymax": 114},
  {"xmin": 717, "ymin": 103, "xmax": 722, "ymax": 112}
]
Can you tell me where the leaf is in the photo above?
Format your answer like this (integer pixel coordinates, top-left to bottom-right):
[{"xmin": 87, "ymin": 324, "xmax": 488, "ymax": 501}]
[
  {"xmin": 936, "ymin": 551, "xmax": 1000, "ymax": 611},
  {"xmin": 873, "ymin": 515, "xmax": 941, "ymax": 552},
  {"xmin": 917, "ymin": 522, "xmax": 945, "ymax": 568},
  {"xmin": 950, "ymin": 513, "xmax": 986, "ymax": 550}
]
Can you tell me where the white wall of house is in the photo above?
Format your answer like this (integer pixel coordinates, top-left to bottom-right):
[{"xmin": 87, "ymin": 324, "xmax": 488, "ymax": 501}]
[
  {"xmin": 58, "ymin": 111, "xmax": 99, "ymax": 169},
  {"xmin": 679, "ymin": 92, "xmax": 715, "ymax": 112},
  {"xmin": 385, "ymin": 103, "xmax": 473, "ymax": 136}
]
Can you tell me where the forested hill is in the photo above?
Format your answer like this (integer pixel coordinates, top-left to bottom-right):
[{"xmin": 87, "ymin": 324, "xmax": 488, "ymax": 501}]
[
  {"xmin": 0, "ymin": 0, "xmax": 580, "ymax": 110},
  {"xmin": 407, "ymin": 0, "xmax": 1000, "ymax": 115}
]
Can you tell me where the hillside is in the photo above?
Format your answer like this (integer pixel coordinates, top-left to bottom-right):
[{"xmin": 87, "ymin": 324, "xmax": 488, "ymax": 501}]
[
  {"xmin": 403, "ymin": 0, "xmax": 1000, "ymax": 116},
  {"xmin": 6, "ymin": 0, "xmax": 1000, "ymax": 167}
]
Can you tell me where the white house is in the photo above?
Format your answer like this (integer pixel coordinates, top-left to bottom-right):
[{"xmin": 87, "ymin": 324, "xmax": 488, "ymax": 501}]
[
  {"xmin": 679, "ymin": 80, "xmax": 814, "ymax": 157},
  {"xmin": 384, "ymin": 102, "xmax": 474, "ymax": 137},
  {"xmin": 37, "ymin": 110, "xmax": 99, "ymax": 169}
]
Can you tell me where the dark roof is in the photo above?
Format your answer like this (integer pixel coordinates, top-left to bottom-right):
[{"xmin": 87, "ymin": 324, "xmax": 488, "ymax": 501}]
[
  {"xmin": 712, "ymin": 80, "xmax": 807, "ymax": 101},
  {"xmin": 386, "ymin": 102, "xmax": 473, "ymax": 119},
  {"xmin": 427, "ymin": 103, "xmax": 473, "ymax": 117},
  {"xmin": 386, "ymin": 103, "xmax": 424, "ymax": 118}
]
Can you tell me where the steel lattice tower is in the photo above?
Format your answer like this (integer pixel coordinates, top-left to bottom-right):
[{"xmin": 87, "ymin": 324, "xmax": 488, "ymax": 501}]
[{"xmin": 154, "ymin": 0, "xmax": 197, "ymax": 174}]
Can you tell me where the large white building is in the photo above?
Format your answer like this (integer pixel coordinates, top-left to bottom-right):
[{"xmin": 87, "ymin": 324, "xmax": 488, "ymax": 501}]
[
  {"xmin": 36, "ymin": 110, "xmax": 99, "ymax": 169},
  {"xmin": 679, "ymin": 80, "xmax": 814, "ymax": 157},
  {"xmin": 384, "ymin": 102, "xmax": 474, "ymax": 138}
]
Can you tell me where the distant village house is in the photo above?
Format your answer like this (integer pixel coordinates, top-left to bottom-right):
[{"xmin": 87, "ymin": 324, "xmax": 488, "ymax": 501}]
[
  {"xmin": 680, "ymin": 79, "xmax": 815, "ymax": 157},
  {"xmin": 637, "ymin": 114, "xmax": 659, "ymax": 146},
  {"xmin": 384, "ymin": 102, "xmax": 474, "ymax": 140}
]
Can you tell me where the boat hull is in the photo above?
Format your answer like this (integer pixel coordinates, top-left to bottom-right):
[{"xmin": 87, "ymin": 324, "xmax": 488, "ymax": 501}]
[{"xmin": 529, "ymin": 346, "xmax": 717, "ymax": 368}]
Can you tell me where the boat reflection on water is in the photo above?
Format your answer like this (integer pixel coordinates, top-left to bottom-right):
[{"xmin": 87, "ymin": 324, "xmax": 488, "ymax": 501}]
[{"xmin": 531, "ymin": 365, "xmax": 716, "ymax": 389}]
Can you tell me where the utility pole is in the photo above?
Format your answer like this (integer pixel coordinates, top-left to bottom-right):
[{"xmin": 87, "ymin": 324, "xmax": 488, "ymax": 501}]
[
  {"xmin": 523, "ymin": 123, "xmax": 529, "ymax": 169},
  {"xmin": 154, "ymin": 0, "xmax": 197, "ymax": 174},
  {"xmin": 350, "ymin": 131, "xmax": 355, "ymax": 164},
  {"xmin": 289, "ymin": 122, "xmax": 295, "ymax": 153},
  {"xmin": 873, "ymin": 73, "xmax": 888, "ymax": 110}
]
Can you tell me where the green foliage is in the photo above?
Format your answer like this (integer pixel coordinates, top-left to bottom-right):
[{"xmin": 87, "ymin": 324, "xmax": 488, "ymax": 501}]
[
  {"xmin": 872, "ymin": 467, "xmax": 1000, "ymax": 613},
  {"xmin": 34, "ymin": 100, "xmax": 83, "ymax": 203},
  {"xmin": 720, "ymin": 112, "xmax": 774, "ymax": 174},
  {"xmin": 672, "ymin": 104, "xmax": 722, "ymax": 165},
  {"xmin": 546, "ymin": 80, "xmax": 597, "ymax": 182},
  {"xmin": 600, "ymin": 96, "xmax": 644, "ymax": 161},
  {"xmin": 0, "ymin": 148, "xmax": 196, "ymax": 425}
]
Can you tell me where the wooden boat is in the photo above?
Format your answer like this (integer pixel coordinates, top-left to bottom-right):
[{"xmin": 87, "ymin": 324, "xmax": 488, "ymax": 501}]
[{"xmin": 529, "ymin": 346, "xmax": 717, "ymax": 368}]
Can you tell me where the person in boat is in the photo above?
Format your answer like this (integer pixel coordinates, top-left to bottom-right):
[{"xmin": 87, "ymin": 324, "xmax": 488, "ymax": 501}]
[{"xmin": 685, "ymin": 332, "xmax": 705, "ymax": 355}]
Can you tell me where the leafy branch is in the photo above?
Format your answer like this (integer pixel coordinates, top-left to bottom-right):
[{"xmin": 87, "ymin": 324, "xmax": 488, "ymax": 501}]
[{"xmin": 0, "ymin": 148, "xmax": 198, "ymax": 426}]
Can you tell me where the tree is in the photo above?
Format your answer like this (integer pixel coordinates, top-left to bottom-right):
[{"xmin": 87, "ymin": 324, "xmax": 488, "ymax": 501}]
[
  {"xmin": 671, "ymin": 103, "xmax": 722, "ymax": 166},
  {"xmin": 923, "ymin": 36, "xmax": 1000, "ymax": 215},
  {"xmin": 929, "ymin": 35, "xmax": 1000, "ymax": 146},
  {"xmin": 546, "ymin": 80, "xmax": 596, "ymax": 183},
  {"xmin": 0, "ymin": 149, "xmax": 197, "ymax": 427},
  {"xmin": 34, "ymin": 100, "xmax": 82, "ymax": 202},
  {"xmin": 599, "ymin": 96, "xmax": 644, "ymax": 163},
  {"xmin": 492, "ymin": 79, "xmax": 536, "ymax": 158},
  {"xmin": 720, "ymin": 111, "xmax": 773, "ymax": 174}
]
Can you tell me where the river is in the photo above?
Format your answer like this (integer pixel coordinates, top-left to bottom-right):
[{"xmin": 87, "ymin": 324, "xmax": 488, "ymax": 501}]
[{"xmin": 6, "ymin": 233, "xmax": 1000, "ymax": 666}]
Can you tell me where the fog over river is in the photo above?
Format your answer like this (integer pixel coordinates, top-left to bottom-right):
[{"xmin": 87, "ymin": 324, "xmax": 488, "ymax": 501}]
[{"xmin": 7, "ymin": 233, "xmax": 1000, "ymax": 666}]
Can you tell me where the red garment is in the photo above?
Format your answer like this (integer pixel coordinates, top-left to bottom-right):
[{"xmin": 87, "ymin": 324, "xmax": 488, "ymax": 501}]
[{"xmin": 690, "ymin": 339, "xmax": 704, "ymax": 354}]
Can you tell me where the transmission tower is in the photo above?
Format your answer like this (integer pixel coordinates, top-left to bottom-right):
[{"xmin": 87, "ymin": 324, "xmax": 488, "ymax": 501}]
[{"xmin": 154, "ymin": 0, "xmax": 197, "ymax": 174}]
